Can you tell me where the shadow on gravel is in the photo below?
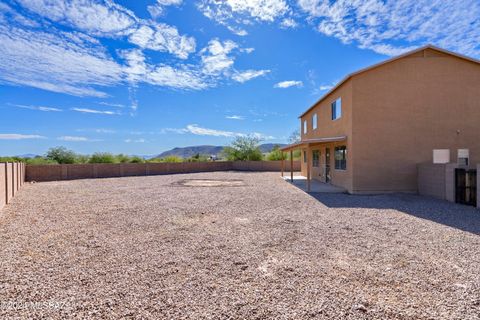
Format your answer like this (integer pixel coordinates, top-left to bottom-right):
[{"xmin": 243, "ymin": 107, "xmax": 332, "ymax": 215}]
[{"xmin": 310, "ymin": 193, "xmax": 480, "ymax": 236}]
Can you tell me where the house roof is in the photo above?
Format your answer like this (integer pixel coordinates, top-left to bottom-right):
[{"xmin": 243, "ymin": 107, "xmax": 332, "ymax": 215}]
[
  {"xmin": 280, "ymin": 136, "xmax": 347, "ymax": 152},
  {"xmin": 299, "ymin": 45, "xmax": 480, "ymax": 118}
]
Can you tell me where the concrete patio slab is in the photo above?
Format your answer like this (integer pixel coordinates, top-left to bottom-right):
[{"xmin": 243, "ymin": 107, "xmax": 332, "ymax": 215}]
[{"xmin": 282, "ymin": 175, "xmax": 346, "ymax": 193}]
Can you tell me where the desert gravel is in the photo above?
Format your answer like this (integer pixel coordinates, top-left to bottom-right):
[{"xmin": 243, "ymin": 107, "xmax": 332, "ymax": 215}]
[{"xmin": 0, "ymin": 172, "xmax": 479, "ymax": 319}]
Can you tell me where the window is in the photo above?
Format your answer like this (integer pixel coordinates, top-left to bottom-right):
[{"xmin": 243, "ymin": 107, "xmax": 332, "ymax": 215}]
[
  {"xmin": 334, "ymin": 146, "xmax": 347, "ymax": 170},
  {"xmin": 331, "ymin": 98, "xmax": 342, "ymax": 120},
  {"xmin": 312, "ymin": 113, "xmax": 318, "ymax": 130},
  {"xmin": 312, "ymin": 150, "xmax": 320, "ymax": 167},
  {"xmin": 303, "ymin": 120, "xmax": 307, "ymax": 134},
  {"xmin": 303, "ymin": 151, "xmax": 307, "ymax": 163},
  {"xmin": 458, "ymin": 149, "xmax": 469, "ymax": 166}
]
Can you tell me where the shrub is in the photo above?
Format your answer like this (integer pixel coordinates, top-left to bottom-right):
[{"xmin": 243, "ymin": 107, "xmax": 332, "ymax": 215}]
[
  {"xmin": 222, "ymin": 136, "xmax": 263, "ymax": 161},
  {"xmin": 186, "ymin": 153, "xmax": 209, "ymax": 162},
  {"xmin": 46, "ymin": 146, "xmax": 77, "ymax": 164},
  {"xmin": 266, "ymin": 145, "xmax": 286, "ymax": 161},
  {"xmin": 75, "ymin": 154, "xmax": 90, "ymax": 164},
  {"xmin": 162, "ymin": 156, "xmax": 183, "ymax": 163},
  {"xmin": 129, "ymin": 156, "xmax": 144, "ymax": 163},
  {"xmin": 89, "ymin": 152, "xmax": 117, "ymax": 163},
  {"xmin": 26, "ymin": 157, "xmax": 58, "ymax": 165}
]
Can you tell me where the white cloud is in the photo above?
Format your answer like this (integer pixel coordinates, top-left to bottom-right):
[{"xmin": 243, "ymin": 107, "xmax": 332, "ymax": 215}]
[
  {"xmin": 124, "ymin": 138, "xmax": 146, "ymax": 143},
  {"xmin": 298, "ymin": 0, "xmax": 480, "ymax": 57},
  {"xmin": 17, "ymin": 0, "xmax": 197, "ymax": 59},
  {"xmin": 280, "ymin": 18, "xmax": 298, "ymax": 28},
  {"xmin": 148, "ymin": 0, "xmax": 183, "ymax": 18},
  {"xmin": 163, "ymin": 124, "xmax": 274, "ymax": 140},
  {"xmin": 98, "ymin": 102, "xmax": 125, "ymax": 108},
  {"xmin": 0, "ymin": 1, "xmax": 269, "ymax": 98},
  {"xmin": 11, "ymin": 104, "xmax": 62, "ymax": 112},
  {"xmin": 0, "ymin": 24, "xmax": 122, "ymax": 97},
  {"xmin": 226, "ymin": 115, "xmax": 244, "ymax": 120},
  {"xmin": 57, "ymin": 136, "xmax": 89, "ymax": 141},
  {"xmin": 17, "ymin": 0, "xmax": 136, "ymax": 35},
  {"xmin": 120, "ymin": 49, "xmax": 208, "ymax": 90},
  {"xmin": 76, "ymin": 128, "xmax": 116, "ymax": 133},
  {"xmin": 232, "ymin": 69, "xmax": 270, "ymax": 83},
  {"xmin": 200, "ymin": 39, "xmax": 238, "ymax": 75},
  {"xmin": 71, "ymin": 107, "xmax": 119, "ymax": 115},
  {"xmin": 319, "ymin": 84, "xmax": 333, "ymax": 91},
  {"xmin": 186, "ymin": 124, "xmax": 237, "ymax": 137},
  {"xmin": 199, "ymin": 0, "xmax": 289, "ymax": 23},
  {"xmin": 274, "ymin": 80, "xmax": 303, "ymax": 88},
  {"xmin": 0, "ymin": 134, "xmax": 46, "ymax": 140},
  {"xmin": 128, "ymin": 23, "xmax": 196, "ymax": 59}
]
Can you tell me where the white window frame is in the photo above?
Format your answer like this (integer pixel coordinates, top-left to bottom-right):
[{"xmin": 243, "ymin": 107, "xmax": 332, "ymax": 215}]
[
  {"xmin": 312, "ymin": 113, "xmax": 318, "ymax": 130},
  {"xmin": 331, "ymin": 98, "xmax": 342, "ymax": 120},
  {"xmin": 303, "ymin": 120, "xmax": 307, "ymax": 134}
]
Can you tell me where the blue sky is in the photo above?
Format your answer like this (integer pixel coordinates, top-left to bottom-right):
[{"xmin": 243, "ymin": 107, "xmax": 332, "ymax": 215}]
[{"xmin": 0, "ymin": 0, "xmax": 479, "ymax": 156}]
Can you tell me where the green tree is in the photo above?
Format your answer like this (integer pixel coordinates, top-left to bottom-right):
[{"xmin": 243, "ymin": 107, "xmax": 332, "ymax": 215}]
[
  {"xmin": 266, "ymin": 145, "xmax": 286, "ymax": 161},
  {"xmin": 222, "ymin": 136, "xmax": 263, "ymax": 161},
  {"xmin": 288, "ymin": 129, "xmax": 300, "ymax": 144},
  {"xmin": 89, "ymin": 152, "xmax": 117, "ymax": 163},
  {"xmin": 45, "ymin": 147, "xmax": 77, "ymax": 164}
]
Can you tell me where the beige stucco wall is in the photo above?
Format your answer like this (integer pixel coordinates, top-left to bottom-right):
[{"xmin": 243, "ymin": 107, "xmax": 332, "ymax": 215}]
[
  {"xmin": 0, "ymin": 163, "xmax": 25, "ymax": 211},
  {"xmin": 300, "ymin": 80, "xmax": 353, "ymax": 192},
  {"xmin": 351, "ymin": 48, "xmax": 480, "ymax": 193}
]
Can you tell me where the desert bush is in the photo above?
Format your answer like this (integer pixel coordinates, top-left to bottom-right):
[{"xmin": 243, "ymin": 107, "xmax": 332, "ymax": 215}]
[
  {"xmin": 186, "ymin": 153, "xmax": 210, "ymax": 162},
  {"xmin": 222, "ymin": 136, "xmax": 263, "ymax": 161},
  {"xmin": 26, "ymin": 157, "xmax": 58, "ymax": 165},
  {"xmin": 162, "ymin": 156, "xmax": 183, "ymax": 163},
  {"xmin": 89, "ymin": 152, "xmax": 117, "ymax": 163},
  {"xmin": 128, "ymin": 156, "xmax": 144, "ymax": 163}
]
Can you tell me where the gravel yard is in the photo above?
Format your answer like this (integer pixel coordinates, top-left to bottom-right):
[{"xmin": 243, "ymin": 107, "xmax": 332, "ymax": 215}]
[{"xmin": 0, "ymin": 172, "xmax": 479, "ymax": 319}]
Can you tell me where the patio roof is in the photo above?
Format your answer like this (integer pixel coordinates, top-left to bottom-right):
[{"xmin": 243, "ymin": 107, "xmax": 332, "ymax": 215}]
[{"xmin": 280, "ymin": 136, "xmax": 347, "ymax": 152}]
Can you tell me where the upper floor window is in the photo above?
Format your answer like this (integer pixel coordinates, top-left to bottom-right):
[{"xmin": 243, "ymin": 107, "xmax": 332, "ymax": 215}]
[
  {"xmin": 303, "ymin": 120, "xmax": 307, "ymax": 134},
  {"xmin": 334, "ymin": 146, "xmax": 347, "ymax": 170},
  {"xmin": 331, "ymin": 98, "xmax": 342, "ymax": 120},
  {"xmin": 312, "ymin": 113, "xmax": 317, "ymax": 130}
]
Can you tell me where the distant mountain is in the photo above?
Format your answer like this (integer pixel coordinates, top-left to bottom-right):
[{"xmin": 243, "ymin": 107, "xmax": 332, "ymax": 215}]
[
  {"xmin": 16, "ymin": 154, "xmax": 39, "ymax": 158},
  {"xmin": 258, "ymin": 143, "xmax": 286, "ymax": 153},
  {"xmin": 157, "ymin": 144, "xmax": 286, "ymax": 159}
]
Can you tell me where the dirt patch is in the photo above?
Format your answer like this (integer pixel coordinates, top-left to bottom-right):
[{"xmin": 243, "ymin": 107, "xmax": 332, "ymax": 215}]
[{"xmin": 175, "ymin": 179, "xmax": 245, "ymax": 187}]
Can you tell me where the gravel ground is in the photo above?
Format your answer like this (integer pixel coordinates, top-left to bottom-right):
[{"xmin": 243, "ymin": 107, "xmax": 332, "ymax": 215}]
[{"xmin": 0, "ymin": 172, "xmax": 479, "ymax": 319}]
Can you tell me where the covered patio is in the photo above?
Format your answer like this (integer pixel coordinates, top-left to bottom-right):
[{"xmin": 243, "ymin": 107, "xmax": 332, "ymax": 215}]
[{"xmin": 280, "ymin": 136, "xmax": 347, "ymax": 192}]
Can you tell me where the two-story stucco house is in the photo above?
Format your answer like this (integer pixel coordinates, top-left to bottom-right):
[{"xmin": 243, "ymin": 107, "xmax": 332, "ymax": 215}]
[{"xmin": 281, "ymin": 45, "xmax": 480, "ymax": 194}]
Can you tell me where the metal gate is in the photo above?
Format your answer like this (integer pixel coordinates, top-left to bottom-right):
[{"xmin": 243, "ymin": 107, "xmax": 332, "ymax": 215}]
[{"xmin": 455, "ymin": 168, "xmax": 477, "ymax": 206}]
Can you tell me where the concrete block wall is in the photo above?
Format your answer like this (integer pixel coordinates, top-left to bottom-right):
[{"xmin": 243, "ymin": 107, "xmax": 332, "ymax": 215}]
[
  {"xmin": 417, "ymin": 163, "xmax": 447, "ymax": 200},
  {"xmin": 417, "ymin": 162, "xmax": 460, "ymax": 202},
  {"xmin": 0, "ymin": 162, "xmax": 26, "ymax": 211},
  {"xmin": 26, "ymin": 161, "xmax": 301, "ymax": 182}
]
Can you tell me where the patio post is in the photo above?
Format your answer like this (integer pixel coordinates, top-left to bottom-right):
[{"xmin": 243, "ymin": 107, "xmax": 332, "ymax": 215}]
[
  {"xmin": 281, "ymin": 155, "xmax": 284, "ymax": 177},
  {"xmin": 290, "ymin": 150, "xmax": 293, "ymax": 182},
  {"xmin": 306, "ymin": 147, "xmax": 311, "ymax": 192}
]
